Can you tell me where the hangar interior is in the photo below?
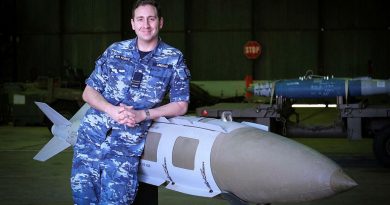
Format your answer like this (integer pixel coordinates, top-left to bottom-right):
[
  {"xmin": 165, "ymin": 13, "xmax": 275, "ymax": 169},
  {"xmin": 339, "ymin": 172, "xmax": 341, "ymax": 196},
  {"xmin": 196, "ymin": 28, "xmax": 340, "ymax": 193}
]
[
  {"xmin": 0, "ymin": 0, "xmax": 389, "ymax": 205},
  {"xmin": 1, "ymin": 0, "xmax": 389, "ymax": 82}
]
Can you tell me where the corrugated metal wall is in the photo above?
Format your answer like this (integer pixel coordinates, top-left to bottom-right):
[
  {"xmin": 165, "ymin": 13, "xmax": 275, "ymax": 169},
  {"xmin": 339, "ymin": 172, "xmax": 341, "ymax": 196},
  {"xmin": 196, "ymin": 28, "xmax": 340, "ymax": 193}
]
[
  {"xmin": 14, "ymin": 0, "xmax": 61, "ymax": 81},
  {"xmin": 255, "ymin": 0, "xmax": 319, "ymax": 79},
  {"xmin": 1, "ymin": 0, "xmax": 389, "ymax": 83},
  {"xmin": 321, "ymin": 0, "xmax": 389, "ymax": 78},
  {"xmin": 62, "ymin": 0, "xmax": 121, "ymax": 75},
  {"xmin": 189, "ymin": 0, "xmax": 253, "ymax": 80}
]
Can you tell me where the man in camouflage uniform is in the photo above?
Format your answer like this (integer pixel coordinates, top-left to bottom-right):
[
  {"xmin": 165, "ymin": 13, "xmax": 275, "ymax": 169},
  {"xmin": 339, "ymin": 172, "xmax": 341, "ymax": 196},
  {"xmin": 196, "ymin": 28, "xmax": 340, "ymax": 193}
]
[{"xmin": 70, "ymin": 0, "xmax": 190, "ymax": 204}]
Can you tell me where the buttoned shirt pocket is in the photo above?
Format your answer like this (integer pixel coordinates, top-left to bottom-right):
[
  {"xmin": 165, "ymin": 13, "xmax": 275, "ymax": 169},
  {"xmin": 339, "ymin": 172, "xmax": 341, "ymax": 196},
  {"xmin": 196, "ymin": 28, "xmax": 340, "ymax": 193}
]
[{"xmin": 103, "ymin": 62, "xmax": 134, "ymax": 104}]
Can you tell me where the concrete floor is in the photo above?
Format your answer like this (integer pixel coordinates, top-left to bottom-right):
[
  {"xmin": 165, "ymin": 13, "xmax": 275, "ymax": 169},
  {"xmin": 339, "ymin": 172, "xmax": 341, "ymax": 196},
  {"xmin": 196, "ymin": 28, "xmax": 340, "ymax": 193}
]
[{"xmin": 0, "ymin": 125, "xmax": 389, "ymax": 205}]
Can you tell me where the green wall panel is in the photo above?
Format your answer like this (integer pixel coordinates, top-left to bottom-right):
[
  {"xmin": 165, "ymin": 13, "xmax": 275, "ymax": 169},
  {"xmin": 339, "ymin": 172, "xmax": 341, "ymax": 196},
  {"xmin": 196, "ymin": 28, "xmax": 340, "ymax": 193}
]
[
  {"xmin": 191, "ymin": 0, "xmax": 252, "ymax": 30},
  {"xmin": 160, "ymin": 0, "xmax": 185, "ymax": 31},
  {"xmin": 322, "ymin": 0, "xmax": 388, "ymax": 29},
  {"xmin": 2, "ymin": 0, "xmax": 390, "ymax": 83},
  {"xmin": 191, "ymin": 32, "xmax": 252, "ymax": 80},
  {"xmin": 256, "ymin": 31, "xmax": 318, "ymax": 79},
  {"xmin": 255, "ymin": 0, "xmax": 318, "ymax": 30},
  {"xmin": 64, "ymin": 0, "xmax": 121, "ymax": 33},
  {"xmin": 16, "ymin": 35, "xmax": 61, "ymax": 81},
  {"xmin": 323, "ymin": 30, "xmax": 390, "ymax": 78},
  {"xmin": 63, "ymin": 34, "xmax": 120, "ymax": 76},
  {"xmin": 16, "ymin": 0, "xmax": 60, "ymax": 33}
]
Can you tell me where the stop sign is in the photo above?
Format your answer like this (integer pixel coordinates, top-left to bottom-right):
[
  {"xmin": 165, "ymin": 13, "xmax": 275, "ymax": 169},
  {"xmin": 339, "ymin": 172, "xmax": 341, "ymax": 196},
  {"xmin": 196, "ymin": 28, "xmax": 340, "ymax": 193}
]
[{"xmin": 243, "ymin": 41, "xmax": 262, "ymax": 59}]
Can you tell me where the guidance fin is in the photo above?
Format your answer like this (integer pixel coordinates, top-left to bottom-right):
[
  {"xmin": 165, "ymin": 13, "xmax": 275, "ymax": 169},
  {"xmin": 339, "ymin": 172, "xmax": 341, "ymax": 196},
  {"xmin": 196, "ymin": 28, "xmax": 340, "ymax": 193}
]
[
  {"xmin": 33, "ymin": 135, "xmax": 71, "ymax": 161},
  {"xmin": 34, "ymin": 102, "xmax": 71, "ymax": 126}
]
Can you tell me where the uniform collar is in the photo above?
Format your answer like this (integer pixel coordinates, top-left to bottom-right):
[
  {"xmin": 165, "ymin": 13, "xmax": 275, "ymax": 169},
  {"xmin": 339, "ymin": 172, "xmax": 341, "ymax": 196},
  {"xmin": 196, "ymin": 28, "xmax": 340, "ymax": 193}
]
[{"xmin": 132, "ymin": 37, "xmax": 162, "ymax": 59}]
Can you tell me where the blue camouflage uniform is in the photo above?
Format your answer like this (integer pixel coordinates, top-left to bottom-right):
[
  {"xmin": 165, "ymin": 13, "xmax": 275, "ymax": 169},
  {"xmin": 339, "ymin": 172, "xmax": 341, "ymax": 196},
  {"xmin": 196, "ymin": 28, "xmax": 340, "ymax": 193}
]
[{"xmin": 71, "ymin": 38, "xmax": 190, "ymax": 204}]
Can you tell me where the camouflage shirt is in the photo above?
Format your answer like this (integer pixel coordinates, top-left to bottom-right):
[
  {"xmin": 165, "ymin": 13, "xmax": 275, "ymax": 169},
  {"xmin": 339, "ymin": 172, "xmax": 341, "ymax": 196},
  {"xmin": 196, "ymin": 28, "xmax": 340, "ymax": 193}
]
[{"xmin": 78, "ymin": 38, "xmax": 190, "ymax": 156}]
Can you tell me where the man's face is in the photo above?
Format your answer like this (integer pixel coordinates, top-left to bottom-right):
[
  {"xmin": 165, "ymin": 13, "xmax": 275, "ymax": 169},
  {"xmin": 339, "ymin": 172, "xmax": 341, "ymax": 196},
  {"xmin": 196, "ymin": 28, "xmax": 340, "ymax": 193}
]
[{"xmin": 131, "ymin": 5, "xmax": 163, "ymax": 44}]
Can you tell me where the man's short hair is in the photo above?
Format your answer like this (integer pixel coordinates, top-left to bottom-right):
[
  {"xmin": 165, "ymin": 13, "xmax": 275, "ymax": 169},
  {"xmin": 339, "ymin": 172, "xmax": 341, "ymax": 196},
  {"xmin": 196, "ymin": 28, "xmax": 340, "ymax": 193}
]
[{"xmin": 132, "ymin": 0, "xmax": 162, "ymax": 18}]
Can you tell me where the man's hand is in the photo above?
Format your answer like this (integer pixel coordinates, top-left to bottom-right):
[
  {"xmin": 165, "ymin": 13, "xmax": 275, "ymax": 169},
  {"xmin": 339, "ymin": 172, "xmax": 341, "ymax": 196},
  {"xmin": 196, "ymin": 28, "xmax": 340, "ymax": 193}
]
[
  {"xmin": 105, "ymin": 104, "xmax": 136, "ymax": 127},
  {"xmin": 82, "ymin": 86, "xmax": 146, "ymax": 127},
  {"xmin": 119, "ymin": 104, "xmax": 147, "ymax": 126},
  {"xmin": 106, "ymin": 103, "xmax": 147, "ymax": 127}
]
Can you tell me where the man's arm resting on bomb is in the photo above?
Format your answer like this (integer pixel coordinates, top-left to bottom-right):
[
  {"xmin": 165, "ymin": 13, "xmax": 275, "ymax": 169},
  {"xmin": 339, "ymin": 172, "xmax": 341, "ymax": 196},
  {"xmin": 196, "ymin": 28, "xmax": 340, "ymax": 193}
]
[{"xmin": 82, "ymin": 85, "xmax": 188, "ymax": 127}]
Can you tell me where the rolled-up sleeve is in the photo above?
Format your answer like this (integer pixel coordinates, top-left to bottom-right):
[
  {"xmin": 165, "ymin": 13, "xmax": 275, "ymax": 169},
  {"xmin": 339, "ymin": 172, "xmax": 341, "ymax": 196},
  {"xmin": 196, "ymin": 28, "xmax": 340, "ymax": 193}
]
[{"xmin": 169, "ymin": 55, "xmax": 190, "ymax": 102}]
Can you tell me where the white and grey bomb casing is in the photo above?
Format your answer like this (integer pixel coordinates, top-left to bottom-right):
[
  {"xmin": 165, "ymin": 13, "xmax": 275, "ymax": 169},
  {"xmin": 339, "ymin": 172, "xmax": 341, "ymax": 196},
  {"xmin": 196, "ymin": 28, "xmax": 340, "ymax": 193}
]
[{"xmin": 34, "ymin": 102, "xmax": 357, "ymax": 204}]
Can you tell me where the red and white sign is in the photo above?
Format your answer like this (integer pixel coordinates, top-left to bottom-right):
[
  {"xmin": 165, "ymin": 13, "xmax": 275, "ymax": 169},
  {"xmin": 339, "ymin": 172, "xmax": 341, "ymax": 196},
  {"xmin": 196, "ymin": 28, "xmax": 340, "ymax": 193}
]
[{"xmin": 243, "ymin": 41, "xmax": 262, "ymax": 59}]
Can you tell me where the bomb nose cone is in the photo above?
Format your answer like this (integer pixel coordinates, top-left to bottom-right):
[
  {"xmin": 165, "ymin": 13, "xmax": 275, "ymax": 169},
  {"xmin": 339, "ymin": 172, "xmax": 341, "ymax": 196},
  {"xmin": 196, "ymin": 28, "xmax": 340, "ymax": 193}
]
[
  {"xmin": 210, "ymin": 127, "xmax": 358, "ymax": 204},
  {"xmin": 330, "ymin": 169, "xmax": 358, "ymax": 193}
]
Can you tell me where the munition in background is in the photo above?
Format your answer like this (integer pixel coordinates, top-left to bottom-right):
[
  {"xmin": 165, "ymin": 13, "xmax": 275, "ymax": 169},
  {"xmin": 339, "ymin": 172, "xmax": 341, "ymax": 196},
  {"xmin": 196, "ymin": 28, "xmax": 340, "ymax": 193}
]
[{"xmin": 248, "ymin": 77, "xmax": 390, "ymax": 99}]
